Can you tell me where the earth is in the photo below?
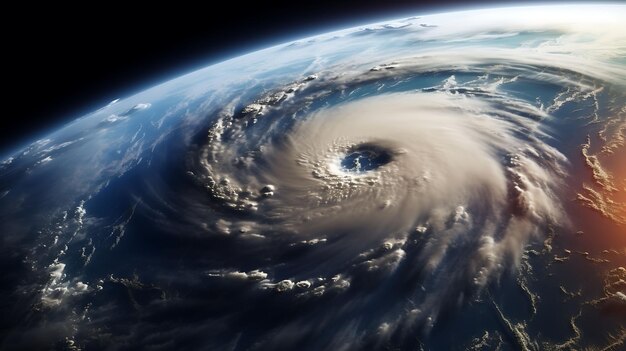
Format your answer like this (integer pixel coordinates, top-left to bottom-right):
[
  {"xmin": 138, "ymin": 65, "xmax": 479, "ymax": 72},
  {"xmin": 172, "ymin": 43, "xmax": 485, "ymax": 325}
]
[{"xmin": 1, "ymin": 4, "xmax": 625, "ymax": 351}]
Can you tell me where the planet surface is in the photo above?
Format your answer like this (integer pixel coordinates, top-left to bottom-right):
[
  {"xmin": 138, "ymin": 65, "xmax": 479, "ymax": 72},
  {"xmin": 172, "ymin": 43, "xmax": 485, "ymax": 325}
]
[{"xmin": 1, "ymin": 4, "xmax": 626, "ymax": 350}]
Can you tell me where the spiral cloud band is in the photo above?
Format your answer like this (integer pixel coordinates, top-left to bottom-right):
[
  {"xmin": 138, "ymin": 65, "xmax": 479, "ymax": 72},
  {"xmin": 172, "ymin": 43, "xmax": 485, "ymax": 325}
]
[{"xmin": 179, "ymin": 65, "xmax": 568, "ymax": 345}]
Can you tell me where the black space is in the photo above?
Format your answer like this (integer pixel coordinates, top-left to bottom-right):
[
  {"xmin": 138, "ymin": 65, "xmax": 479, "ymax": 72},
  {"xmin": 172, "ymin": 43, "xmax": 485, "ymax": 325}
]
[{"xmin": 3, "ymin": 0, "xmax": 555, "ymax": 152}]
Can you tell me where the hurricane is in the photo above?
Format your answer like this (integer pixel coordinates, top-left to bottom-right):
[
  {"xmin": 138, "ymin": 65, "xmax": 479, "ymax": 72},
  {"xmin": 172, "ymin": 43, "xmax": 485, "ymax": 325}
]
[{"xmin": 1, "ymin": 5, "xmax": 625, "ymax": 350}]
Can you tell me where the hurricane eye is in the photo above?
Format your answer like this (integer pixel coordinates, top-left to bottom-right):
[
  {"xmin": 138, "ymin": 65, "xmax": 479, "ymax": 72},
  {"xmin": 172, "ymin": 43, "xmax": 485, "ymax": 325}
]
[{"xmin": 341, "ymin": 144, "xmax": 393, "ymax": 172}]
